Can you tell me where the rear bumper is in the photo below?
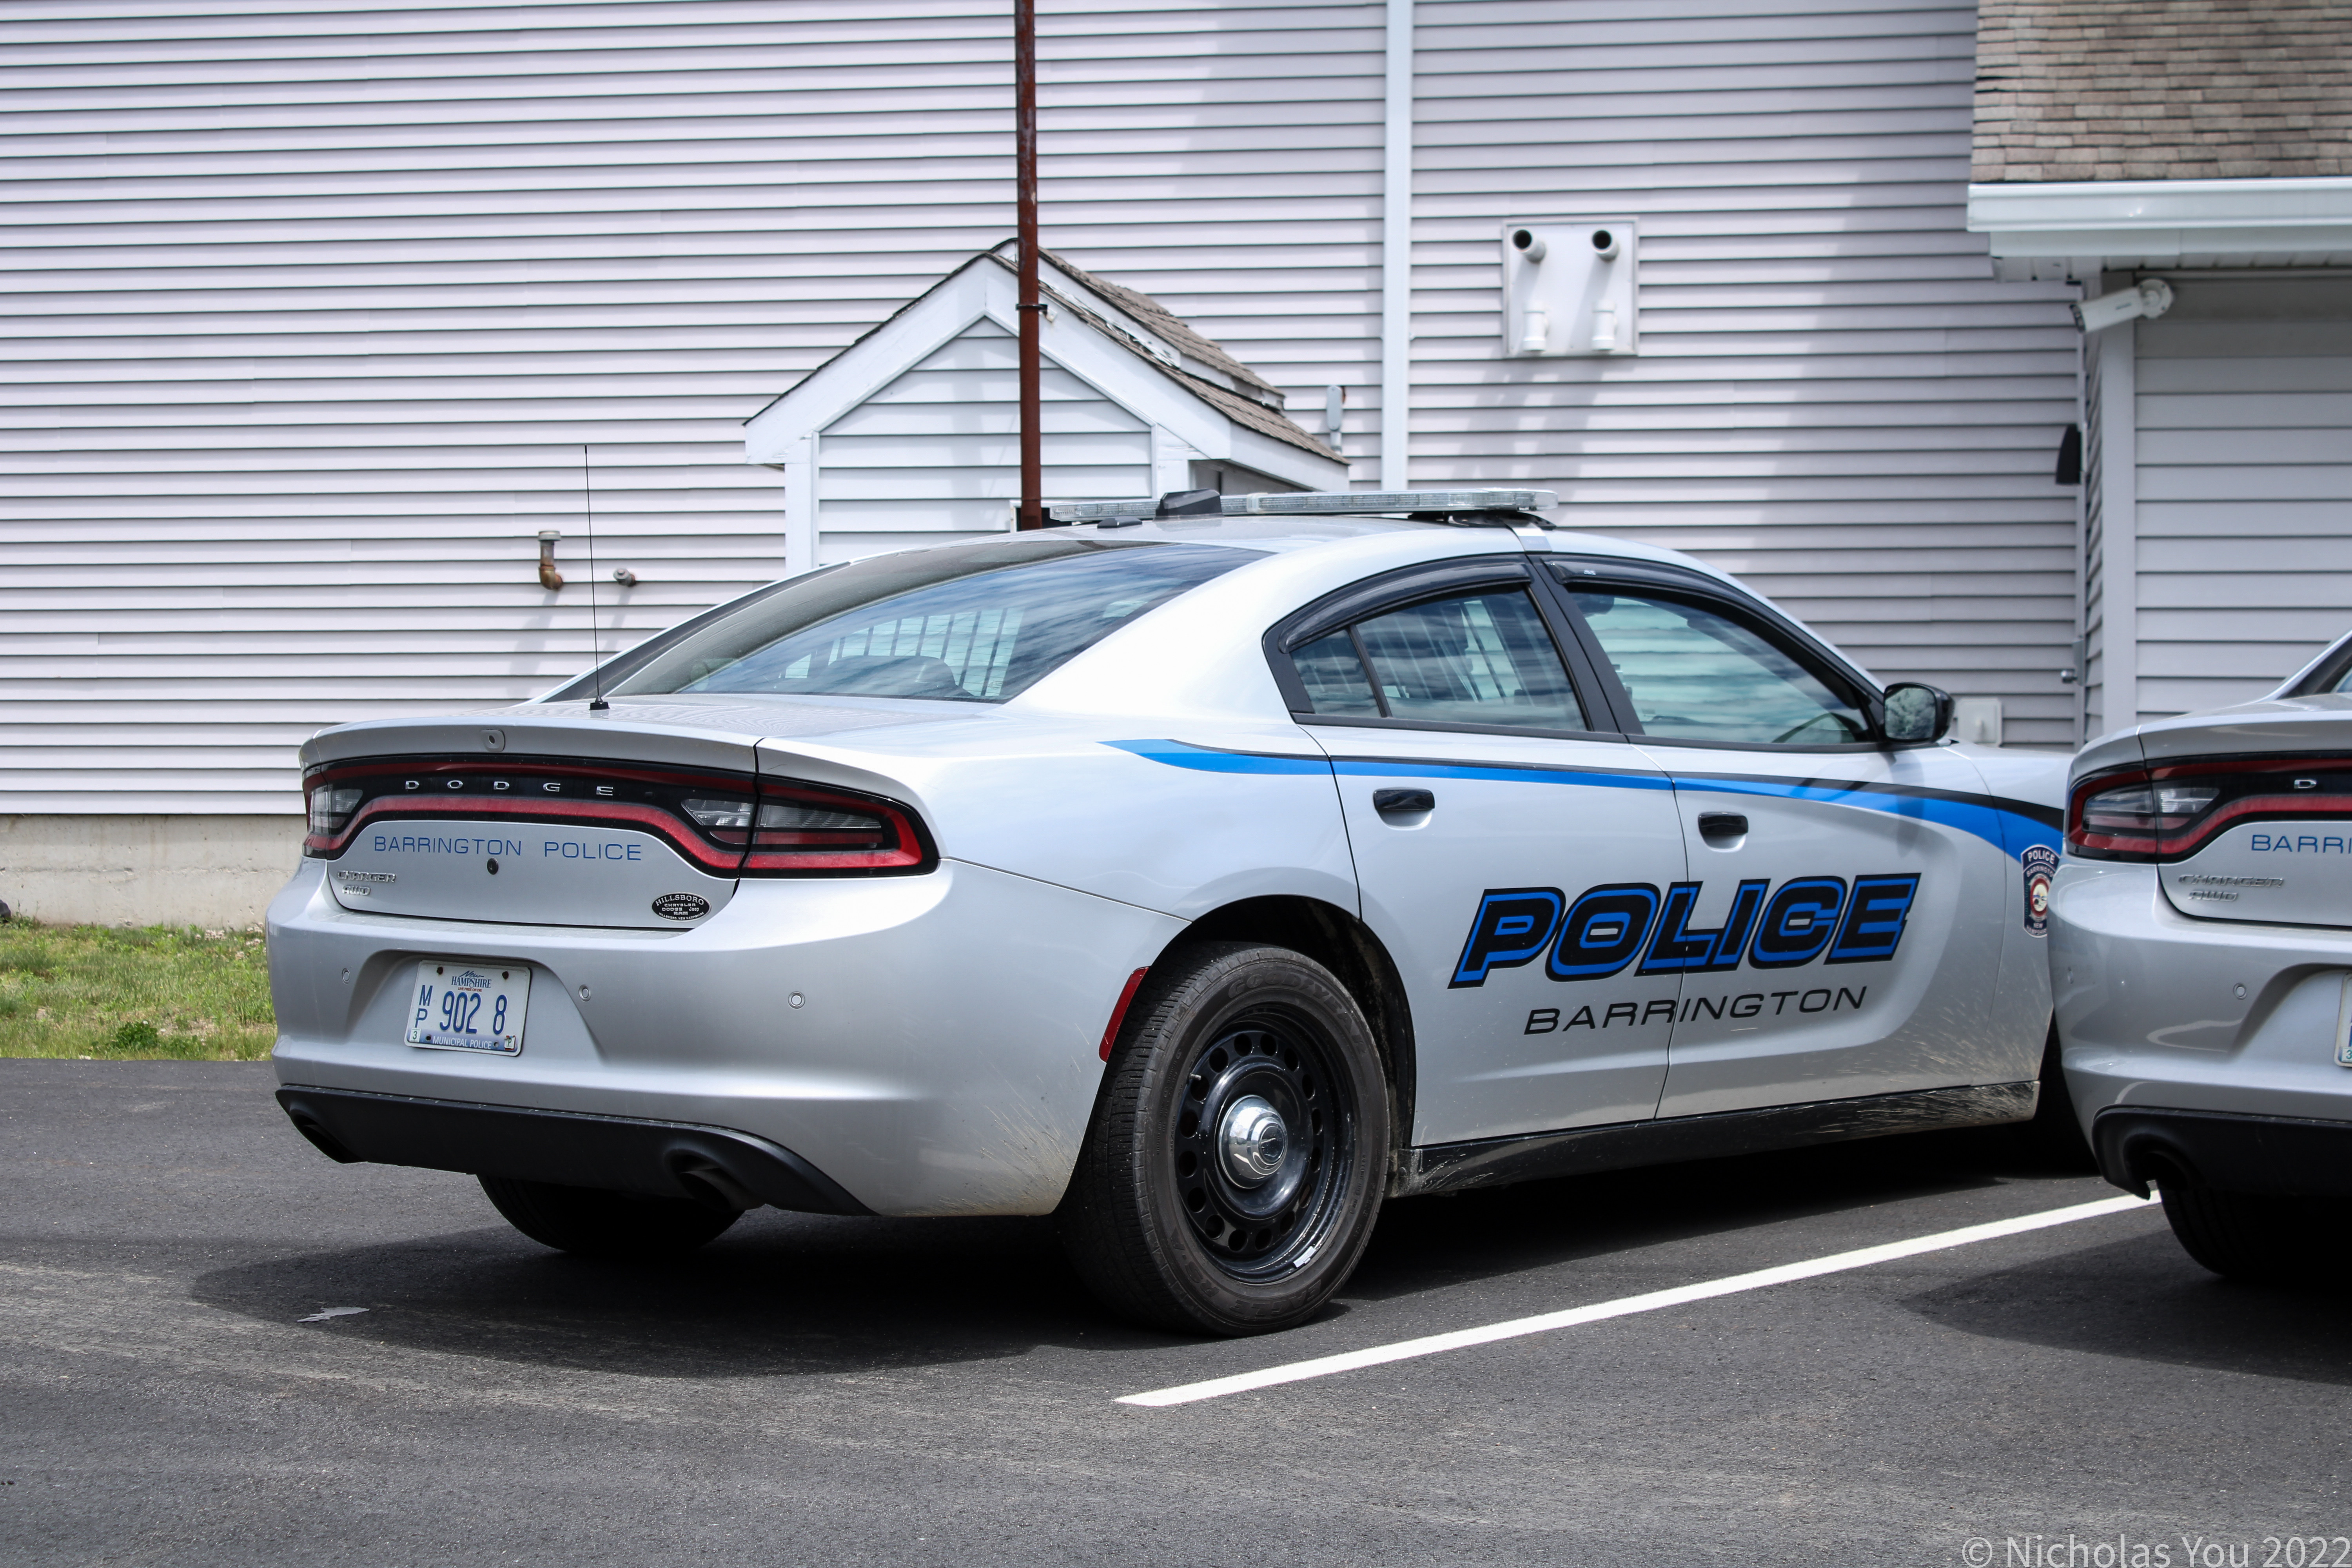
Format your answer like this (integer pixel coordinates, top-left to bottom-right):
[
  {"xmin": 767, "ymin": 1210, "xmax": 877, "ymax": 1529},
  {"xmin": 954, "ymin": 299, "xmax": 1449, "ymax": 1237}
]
[
  {"xmin": 266, "ymin": 855, "xmax": 1181, "ymax": 1216},
  {"xmin": 277, "ymin": 1085, "xmax": 872, "ymax": 1214},
  {"xmin": 2049, "ymin": 862, "xmax": 2352, "ymax": 1152},
  {"xmin": 2092, "ymin": 1106, "xmax": 2352, "ymax": 1199}
]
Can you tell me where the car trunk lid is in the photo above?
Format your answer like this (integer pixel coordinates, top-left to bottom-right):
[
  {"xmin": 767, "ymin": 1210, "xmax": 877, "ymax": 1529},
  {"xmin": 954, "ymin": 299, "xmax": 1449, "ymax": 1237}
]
[
  {"xmin": 2126, "ymin": 701, "xmax": 2352, "ymax": 929},
  {"xmin": 301, "ymin": 698, "xmax": 945, "ymax": 928}
]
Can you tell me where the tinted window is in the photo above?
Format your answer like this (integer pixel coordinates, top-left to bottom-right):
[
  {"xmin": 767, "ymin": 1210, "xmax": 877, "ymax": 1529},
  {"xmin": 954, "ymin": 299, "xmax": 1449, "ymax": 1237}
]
[
  {"xmin": 602, "ymin": 538, "xmax": 1251, "ymax": 703},
  {"xmin": 1293, "ymin": 629, "xmax": 1383, "ymax": 717},
  {"xmin": 1298, "ymin": 588, "xmax": 1586, "ymax": 730},
  {"xmin": 1570, "ymin": 588, "xmax": 1869, "ymax": 745}
]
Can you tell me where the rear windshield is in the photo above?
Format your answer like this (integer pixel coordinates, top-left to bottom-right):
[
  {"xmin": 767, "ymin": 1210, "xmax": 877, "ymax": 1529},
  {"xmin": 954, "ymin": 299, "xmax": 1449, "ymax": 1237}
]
[{"xmin": 568, "ymin": 537, "xmax": 1253, "ymax": 704}]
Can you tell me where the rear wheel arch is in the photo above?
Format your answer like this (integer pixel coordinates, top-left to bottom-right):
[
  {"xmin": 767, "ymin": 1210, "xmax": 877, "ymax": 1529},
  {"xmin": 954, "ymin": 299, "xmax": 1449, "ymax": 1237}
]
[{"xmin": 1161, "ymin": 896, "xmax": 1416, "ymax": 1167}]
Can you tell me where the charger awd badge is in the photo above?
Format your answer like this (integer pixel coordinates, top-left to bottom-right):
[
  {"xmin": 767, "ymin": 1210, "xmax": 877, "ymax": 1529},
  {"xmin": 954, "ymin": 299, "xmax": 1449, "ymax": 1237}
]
[
  {"xmin": 651, "ymin": 893, "xmax": 710, "ymax": 922},
  {"xmin": 2022, "ymin": 846, "xmax": 2058, "ymax": 937}
]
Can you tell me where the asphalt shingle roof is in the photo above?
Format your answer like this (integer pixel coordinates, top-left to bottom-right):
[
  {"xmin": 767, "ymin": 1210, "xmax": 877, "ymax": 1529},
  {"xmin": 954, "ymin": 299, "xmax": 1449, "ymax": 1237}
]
[
  {"xmin": 983, "ymin": 248, "xmax": 1337, "ymax": 463},
  {"xmin": 1021, "ymin": 244, "xmax": 1288, "ymax": 404},
  {"xmin": 1975, "ymin": 0, "xmax": 2352, "ymax": 181}
]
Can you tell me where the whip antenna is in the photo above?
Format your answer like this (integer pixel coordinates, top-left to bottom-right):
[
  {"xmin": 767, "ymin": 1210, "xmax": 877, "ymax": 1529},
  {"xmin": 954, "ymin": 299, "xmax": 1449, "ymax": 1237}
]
[{"xmin": 583, "ymin": 444, "xmax": 608, "ymax": 711}]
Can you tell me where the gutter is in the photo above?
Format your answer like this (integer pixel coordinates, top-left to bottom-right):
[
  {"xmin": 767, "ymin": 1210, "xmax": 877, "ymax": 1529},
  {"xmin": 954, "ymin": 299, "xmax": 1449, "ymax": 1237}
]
[{"xmin": 1967, "ymin": 175, "xmax": 2352, "ymax": 268}]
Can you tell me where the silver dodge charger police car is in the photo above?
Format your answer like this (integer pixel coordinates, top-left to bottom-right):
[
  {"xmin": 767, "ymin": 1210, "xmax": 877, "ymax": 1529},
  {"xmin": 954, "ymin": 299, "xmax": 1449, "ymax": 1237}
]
[
  {"xmin": 269, "ymin": 489, "xmax": 2070, "ymax": 1335},
  {"xmin": 2053, "ymin": 633, "xmax": 2352, "ymax": 1285}
]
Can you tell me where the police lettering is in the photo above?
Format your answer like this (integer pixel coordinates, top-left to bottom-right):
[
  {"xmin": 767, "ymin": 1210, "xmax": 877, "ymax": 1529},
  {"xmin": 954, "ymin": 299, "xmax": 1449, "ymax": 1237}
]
[{"xmin": 1454, "ymin": 874, "xmax": 1920, "ymax": 989}]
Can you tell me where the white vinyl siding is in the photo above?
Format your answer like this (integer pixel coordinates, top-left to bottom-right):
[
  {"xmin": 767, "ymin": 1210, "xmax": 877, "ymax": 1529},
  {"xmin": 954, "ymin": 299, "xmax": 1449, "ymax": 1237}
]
[
  {"xmin": 2135, "ymin": 308, "xmax": 2352, "ymax": 716},
  {"xmin": 1402, "ymin": 2, "xmax": 2080, "ymax": 745},
  {"xmin": 815, "ymin": 321, "xmax": 1150, "ymax": 562},
  {"xmin": 0, "ymin": 0, "xmax": 2084, "ymax": 814}
]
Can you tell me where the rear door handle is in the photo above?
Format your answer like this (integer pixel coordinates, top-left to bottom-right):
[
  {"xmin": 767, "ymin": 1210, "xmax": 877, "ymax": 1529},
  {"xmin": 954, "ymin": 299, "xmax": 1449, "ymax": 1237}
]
[
  {"xmin": 1698, "ymin": 811, "xmax": 1748, "ymax": 841},
  {"xmin": 1374, "ymin": 788, "xmax": 1435, "ymax": 815}
]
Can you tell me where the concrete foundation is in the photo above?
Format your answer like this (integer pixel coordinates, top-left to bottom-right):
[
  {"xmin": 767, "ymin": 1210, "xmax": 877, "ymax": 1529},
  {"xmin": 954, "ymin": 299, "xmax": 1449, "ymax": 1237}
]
[{"xmin": 0, "ymin": 815, "xmax": 305, "ymax": 929}]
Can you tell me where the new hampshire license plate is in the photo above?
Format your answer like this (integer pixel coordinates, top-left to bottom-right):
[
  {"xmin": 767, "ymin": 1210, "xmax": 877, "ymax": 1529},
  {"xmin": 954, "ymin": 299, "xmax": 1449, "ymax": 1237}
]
[{"xmin": 407, "ymin": 960, "xmax": 530, "ymax": 1054}]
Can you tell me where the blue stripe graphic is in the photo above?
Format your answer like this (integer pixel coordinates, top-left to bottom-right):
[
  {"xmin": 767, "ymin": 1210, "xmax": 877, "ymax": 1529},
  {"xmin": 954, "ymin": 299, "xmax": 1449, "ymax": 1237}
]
[
  {"xmin": 1107, "ymin": 739, "xmax": 2060, "ymax": 862},
  {"xmin": 1104, "ymin": 738, "xmax": 1332, "ymax": 775},
  {"xmin": 1668, "ymin": 775, "xmax": 2056, "ymax": 862}
]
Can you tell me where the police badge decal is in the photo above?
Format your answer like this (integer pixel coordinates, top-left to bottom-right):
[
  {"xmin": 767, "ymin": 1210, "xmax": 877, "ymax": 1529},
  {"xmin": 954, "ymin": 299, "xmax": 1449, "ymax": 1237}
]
[{"xmin": 2021, "ymin": 845, "xmax": 2058, "ymax": 937}]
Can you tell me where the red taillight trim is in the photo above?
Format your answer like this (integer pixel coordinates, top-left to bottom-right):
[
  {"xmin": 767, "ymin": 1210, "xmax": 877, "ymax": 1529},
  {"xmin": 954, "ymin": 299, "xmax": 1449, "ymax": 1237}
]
[
  {"xmin": 302, "ymin": 754, "xmax": 936, "ymax": 878},
  {"xmin": 318, "ymin": 795, "xmax": 745, "ymax": 873},
  {"xmin": 1099, "ymin": 967, "xmax": 1151, "ymax": 1062},
  {"xmin": 2067, "ymin": 755, "xmax": 2352, "ymax": 862}
]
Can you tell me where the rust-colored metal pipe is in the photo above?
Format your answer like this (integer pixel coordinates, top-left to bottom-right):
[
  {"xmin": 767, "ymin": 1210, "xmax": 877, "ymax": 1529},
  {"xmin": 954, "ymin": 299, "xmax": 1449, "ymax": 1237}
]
[{"xmin": 1014, "ymin": 0, "xmax": 1044, "ymax": 530}]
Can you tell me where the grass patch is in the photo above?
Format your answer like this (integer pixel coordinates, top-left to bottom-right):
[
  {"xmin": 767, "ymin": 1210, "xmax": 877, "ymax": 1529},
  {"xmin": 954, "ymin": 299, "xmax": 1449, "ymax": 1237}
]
[{"xmin": 0, "ymin": 918, "xmax": 274, "ymax": 1061}]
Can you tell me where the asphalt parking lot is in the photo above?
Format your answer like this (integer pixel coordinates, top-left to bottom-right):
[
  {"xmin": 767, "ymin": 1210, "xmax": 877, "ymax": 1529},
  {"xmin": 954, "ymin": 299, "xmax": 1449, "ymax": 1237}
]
[{"xmin": 5, "ymin": 1061, "xmax": 2347, "ymax": 1567}]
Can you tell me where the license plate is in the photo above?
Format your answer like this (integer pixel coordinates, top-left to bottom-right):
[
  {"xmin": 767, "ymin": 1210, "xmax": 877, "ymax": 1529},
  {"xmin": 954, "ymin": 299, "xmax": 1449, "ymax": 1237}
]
[
  {"xmin": 2337, "ymin": 976, "xmax": 2352, "ymax": 1068},
  {"xmin": 407, "ymin": 960, "xmax": 530, "ymax": 1054}
]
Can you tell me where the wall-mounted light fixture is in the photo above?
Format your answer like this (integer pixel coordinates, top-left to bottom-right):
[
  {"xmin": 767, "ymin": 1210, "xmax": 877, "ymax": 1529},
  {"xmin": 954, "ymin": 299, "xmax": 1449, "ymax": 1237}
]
[
  {"xmin": 612, "ymin": 567, "xmax": 638, "ymax": 588},
  {"xmin": 537, "ymin": 530, "xmax": 564, "ymax": 591}
]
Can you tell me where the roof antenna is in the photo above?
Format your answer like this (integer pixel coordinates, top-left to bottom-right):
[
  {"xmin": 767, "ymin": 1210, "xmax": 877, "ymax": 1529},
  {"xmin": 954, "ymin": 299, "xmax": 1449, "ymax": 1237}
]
[{"xmin": 583, "ymin": 444, "xmax": 608, "ymax": 711}]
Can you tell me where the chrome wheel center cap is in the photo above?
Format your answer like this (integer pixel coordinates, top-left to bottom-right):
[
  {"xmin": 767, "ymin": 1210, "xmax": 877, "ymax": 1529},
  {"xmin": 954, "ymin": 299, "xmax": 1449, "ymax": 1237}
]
[{"xmin": 1218, "ymin": 1095, "xmax": 1288, "ymax": 1187}]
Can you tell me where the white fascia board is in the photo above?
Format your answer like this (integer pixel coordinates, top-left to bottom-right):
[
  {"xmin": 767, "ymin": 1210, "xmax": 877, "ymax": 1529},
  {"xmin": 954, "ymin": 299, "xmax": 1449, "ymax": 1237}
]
[
  {"xmin": 1227, "ymin": 424, "xmax": 1351, "ymax": 490},
  {"xmin": 996, "ymin": 274, "xmax": 1341, "ymax": 485},
  {"xmin": 976, "ymin": 270, "xmax": 1232, "ymax": 457},
  {"xmin": 745, "ymin": 256, "xmax": 1333, "ymax": 481},
  {"xmin": 743, "ymin": 265, "xmax": 991, "ymax": 461},
  {"xmin": 1968, "ymin": 176, "xmax": 2352, "ymax": 262},
  {"xmin": 1030, "ymin": 255, "xmax": 1277, "ymax": 407}
]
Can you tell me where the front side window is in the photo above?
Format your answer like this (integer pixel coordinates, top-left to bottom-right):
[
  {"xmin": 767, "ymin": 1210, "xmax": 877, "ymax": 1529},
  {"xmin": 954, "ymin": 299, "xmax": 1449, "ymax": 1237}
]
[
  {"xmin": 1568, "ymin": 588, "xmax": 1870, "ymax": 745},
  {"xmin": 598, "ymin": 538, "xmax": 1252, "ymax": 703},
  {"xmin": 1294, "ymin": 588, "xmax": 1587, "ymax": 730}
]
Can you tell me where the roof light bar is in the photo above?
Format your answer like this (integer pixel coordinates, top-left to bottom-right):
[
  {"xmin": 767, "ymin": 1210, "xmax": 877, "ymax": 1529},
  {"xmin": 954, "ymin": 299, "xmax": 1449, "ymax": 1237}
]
[{"xmin": 1047, "ymin": 488, "xmax": 1558, "ymax": 524}]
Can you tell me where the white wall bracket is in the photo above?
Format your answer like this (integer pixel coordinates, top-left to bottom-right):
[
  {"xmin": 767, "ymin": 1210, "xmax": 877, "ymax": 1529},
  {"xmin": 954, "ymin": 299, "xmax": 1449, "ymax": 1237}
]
[{"xmin": 1501, "ymin": 220, "xmax": 1638, "ymax": 357}]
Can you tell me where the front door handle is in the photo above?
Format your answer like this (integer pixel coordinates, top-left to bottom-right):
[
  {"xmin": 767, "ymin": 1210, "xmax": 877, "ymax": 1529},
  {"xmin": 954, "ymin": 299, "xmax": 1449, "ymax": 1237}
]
[
  {"xmin": 1698, "ymin": 811, "xmax": 1748, "ymax": 842},
  {"xmin": 1374, "ymin": 788, "xmax": 1435, "ymax": 815}
]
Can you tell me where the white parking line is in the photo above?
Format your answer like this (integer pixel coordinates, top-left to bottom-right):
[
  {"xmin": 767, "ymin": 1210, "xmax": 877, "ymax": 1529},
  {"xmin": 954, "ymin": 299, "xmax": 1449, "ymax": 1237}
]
[{"xmin": 1118, "ymin": 1191, "xmax": 2160, "ymax": 1408}]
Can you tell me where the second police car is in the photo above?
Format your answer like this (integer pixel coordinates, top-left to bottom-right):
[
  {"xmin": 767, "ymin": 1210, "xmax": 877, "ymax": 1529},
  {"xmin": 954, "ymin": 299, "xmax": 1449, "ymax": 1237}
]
[
  {"xmin": 2053, "ymin": 633, "xmax": 2352, "ymax": 1285},
  {"xmin": 267, "ymin": 489, "xmax": 2071, "ymax": 1335}
]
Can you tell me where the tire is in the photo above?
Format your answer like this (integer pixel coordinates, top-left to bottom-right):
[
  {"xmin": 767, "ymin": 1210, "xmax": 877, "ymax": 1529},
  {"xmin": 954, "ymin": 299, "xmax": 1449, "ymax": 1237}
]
[
  {"xmin": 479, "ymin": 1174, "xmax": 740, "ymax": 1259},
  {"xmin": 2158, "ymin": 1169, "xmax": 2348, "ymax": 1286},
  {"xmin": 2026, "ymin": 1020, "xmax": 2097, "ymax": 1171},
  {"xmin": 1057, "ymin": 941, "xmax": 1392, "ymax": 1336}
]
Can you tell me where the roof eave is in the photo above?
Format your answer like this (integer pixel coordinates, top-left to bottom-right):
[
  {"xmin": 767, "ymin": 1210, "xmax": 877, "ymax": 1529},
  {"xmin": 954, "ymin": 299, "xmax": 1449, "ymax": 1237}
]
[{"xmin": 1967, "ymin": 176, "xmax": 2352, "ymax": 279}]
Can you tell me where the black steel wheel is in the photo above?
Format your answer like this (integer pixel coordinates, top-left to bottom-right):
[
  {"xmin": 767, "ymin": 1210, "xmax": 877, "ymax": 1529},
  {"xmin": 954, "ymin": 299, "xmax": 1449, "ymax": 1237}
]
[
  {"xmin": 1058, "ymin": 941, "xmax": 1390, "ymax": 1336},
  {"xmin": 1169, "ymin": 1018, "xmax": 1345, "ymax": 1278},
  {"xmin": 479, "ymin": 1174, "xmax": 739, "ymax": 1259}
]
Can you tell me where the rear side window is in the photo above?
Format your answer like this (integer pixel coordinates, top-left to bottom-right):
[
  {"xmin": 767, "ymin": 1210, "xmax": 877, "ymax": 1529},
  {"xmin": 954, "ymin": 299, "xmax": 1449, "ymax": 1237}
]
[
  {"xmin": 599, "ymin": 539, "xmax": 1252, "ymax": 703},
  {"xmin": 1569, "ymin": 588, "xmax": 1869, "ymax": 745},
  {"xmin": 1295, "ymin": 588, "xmax": 1588, "ymax": 730}
]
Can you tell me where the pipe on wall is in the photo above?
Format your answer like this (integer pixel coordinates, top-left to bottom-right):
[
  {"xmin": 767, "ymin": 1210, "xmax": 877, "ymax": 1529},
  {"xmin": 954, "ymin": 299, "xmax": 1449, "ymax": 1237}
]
[{"xmin": 1379, "ymin": 0, "xmax": 1413, "ymax": 491}]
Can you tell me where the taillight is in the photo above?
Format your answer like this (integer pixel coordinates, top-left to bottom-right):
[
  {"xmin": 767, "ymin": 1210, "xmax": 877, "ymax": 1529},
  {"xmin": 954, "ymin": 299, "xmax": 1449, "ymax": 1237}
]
[
  {"xmin": 742, "ymin": 780, "xmax": 930, "ymax": 874},
  {"xmin": 307, "ymin": 784, "xmax": 363, "ymax": 840},
  {"xmin": 2067, "ymin": 756, "xmax": 2352, "ymax": 862},
  {"xmin": 299, "ymin": 755, "xmax": 933, "ymax": 877},
  {"xmin": 679, "ymin": 797, "xmax": 756, "ymax": 840}
]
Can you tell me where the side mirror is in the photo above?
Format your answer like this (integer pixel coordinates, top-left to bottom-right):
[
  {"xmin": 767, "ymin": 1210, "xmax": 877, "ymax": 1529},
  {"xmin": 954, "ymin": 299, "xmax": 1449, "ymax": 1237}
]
[{"xmin": 1881, "ymin": 681, "xmax": 1954, "ymax": 744}]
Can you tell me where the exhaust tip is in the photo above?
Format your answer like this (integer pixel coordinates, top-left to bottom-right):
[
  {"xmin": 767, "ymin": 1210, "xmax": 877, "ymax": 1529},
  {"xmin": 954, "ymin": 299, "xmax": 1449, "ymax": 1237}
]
[
  {"xmin": 285, "ymin": 1109, "xmax": 361, "ymax": 1165},
  {"xmin": 665, "ymin": 1151, "xmax": 760, "ymax": 1213}
]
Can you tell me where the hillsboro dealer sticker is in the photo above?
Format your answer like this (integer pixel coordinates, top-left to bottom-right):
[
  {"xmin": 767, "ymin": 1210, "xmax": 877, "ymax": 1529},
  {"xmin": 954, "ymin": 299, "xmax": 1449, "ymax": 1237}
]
[{"xmin": 2022, "ymin": 845, "xmax": 2058, "ymax": 936}]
